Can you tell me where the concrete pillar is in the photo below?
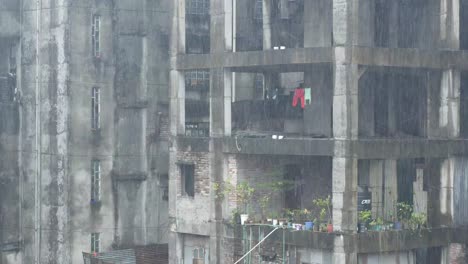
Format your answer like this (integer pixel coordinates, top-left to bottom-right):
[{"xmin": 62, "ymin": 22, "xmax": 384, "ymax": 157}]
[
  {"xmin": 224, "ymin": 70, "xmax": 232, "ymax": 136},
  {"xmin": 171, "ymin": 0, "xmax": 185, "ymax": 54},
  {"xmin": 333, "ymin": 62, "xmax": 359, "ymax": 139},
  {"xmin": 332, "ymin": 157, "xmax": 358, "ymax": 264},
  {"xmin": 332, "ymin": 2, "xmax": 359, "ymax": 262},
  {"xmin": 211, "ymin": 0, "xmax": 233, "ymax": 52},
  {"xmin": 440, "ymin": 0, "xmax": 460, "ymax": 49},
  {"xmin": 304, "ymin": 0, "xmax": 332, "ymax": 47},
  {"xmin": 262, "ymin": 0, "xmax": 272, "ymax": 50},
  {"xmin": 170, "ymin": 70, "xmax": 185, "ymax": 136}
]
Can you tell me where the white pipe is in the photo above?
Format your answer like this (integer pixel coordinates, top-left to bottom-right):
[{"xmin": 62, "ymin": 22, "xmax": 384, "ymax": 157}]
[
  {"xmin": 34, "ymin": 0, "xmax": 42, "ymax": 263},
  {"xmin": 233, "ymin": 227, "xmax": 280, "ymax": 264}
]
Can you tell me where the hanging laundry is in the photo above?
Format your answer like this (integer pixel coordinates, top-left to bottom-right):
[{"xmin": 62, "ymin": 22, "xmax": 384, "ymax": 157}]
[
  {"xmin": 304, "ymin": 88, "xmax": 311, "ymax": 105},
  {"xmin": 292, "ymin": 88, "xmax": 305, "ymax": 109}
]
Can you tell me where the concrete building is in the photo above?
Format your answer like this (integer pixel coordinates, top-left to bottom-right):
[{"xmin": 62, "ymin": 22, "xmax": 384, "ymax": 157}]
[
  {"xmin": 0, "ymin": 1, "xmax": 171, "ymax": 263},
  {"xmin": 169, "ymin": 0, "xmax": 468, "ymax": 263}
]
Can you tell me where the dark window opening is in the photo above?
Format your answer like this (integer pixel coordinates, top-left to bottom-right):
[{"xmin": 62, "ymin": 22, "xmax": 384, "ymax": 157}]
[
  {"xmin": 180, "ymin": 164, "xmax": 195, "ymax": 197},
  {"xmin": 397, "ymin": 159, "xmax": 416, "ymax": 205},
  {"xmin": 460, "ymin": 72, "xmax": 468, "ymax": 137},
  {"xmin": 186, "ymin": 0, "xmax": 210, "ymax": 54},
  {"xmin": 359, "ymin": 70, "xmax": 427, "ymax": 138},
  {"xmin": 284, "ymin": 164, "xmax": 302, "ymax": 209},
  {"xmin": 91, "ymin": 87, "xmax": 100, "ymax": 130},
  {"xmin": 461, "ymin": 1, "xmax": 468, "ymax": 50}
]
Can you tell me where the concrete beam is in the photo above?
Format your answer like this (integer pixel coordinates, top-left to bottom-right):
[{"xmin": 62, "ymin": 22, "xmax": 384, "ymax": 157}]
[
  {"xmin": 176, "ymin": 47, "xmax": 333, "ymax": 71},
  {"xmin": 176, "ymin": 137, "xmax": 468, "ymax": 158},
  {"xmin": 176, "ymin": 47, "xmax": 468, "ymax": 71}
]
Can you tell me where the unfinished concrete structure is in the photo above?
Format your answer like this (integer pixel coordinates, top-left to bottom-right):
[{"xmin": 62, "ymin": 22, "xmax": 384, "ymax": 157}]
[
  {"xmin": 169, "ymin": 0, "xmax": 468, "ymax": 263},
  {"xmin": 0, "ymin": 1, "xmax": 171, "ymax": 263}
]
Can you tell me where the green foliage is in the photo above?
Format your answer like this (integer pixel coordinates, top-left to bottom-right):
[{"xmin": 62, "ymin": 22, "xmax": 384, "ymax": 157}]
[
  {"xmin": 397, "ymin": 202, "xmax": 413, "ymax": 221},
  {"xmin": 212, "ymin": 178, "xmax": 255, "ymax": 213},
  {"xmin": 370, "ymin": 217, "xmax": 384, "ymax": 226},
  {"xmin": 359, "ymin": 210, "xmax": 372, "ymax": 224},
  {"xmin": 409, "ymin": 213, "xmax": 427, "ymax": 230},
  {"xmin": 313, "ymin": 195, "xmax": 332, "ymax": 224}
]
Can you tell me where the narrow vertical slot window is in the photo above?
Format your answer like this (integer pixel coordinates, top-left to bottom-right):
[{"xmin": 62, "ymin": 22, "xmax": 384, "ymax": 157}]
[
  {"xmin": 91, "ymin": 233, "xmax": 100, "ymax": 253},
  {"xmin": 91, "ymin": 87, "xmax": 100, "ymax": 130},
  {"xmin": 91, "ymin": 160, "xmax": 101, "ymax": 203},
  {"xmin": 92, "ymin": 15, "xmax": 101, "ymax": 58}
]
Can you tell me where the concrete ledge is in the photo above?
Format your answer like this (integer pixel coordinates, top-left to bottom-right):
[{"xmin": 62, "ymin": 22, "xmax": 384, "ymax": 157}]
[
  {"xmin": 176, "ymin": 136, "xmax": 211, "ymax": 152},
  {"xmin": 285, "ymin": 231, "xmax": 335, "ymax": 250},
  {"xmin": 353, "ymin": 47, "xmax": 468, "ymax": 70},
  {"xmin": 176, "ymin": 47, "xmax": 333, "ymax": 71},
  {"xmin": 176, "ymin": 47, "xmax": 468, "ymax": 71},
  {"xmin": 175, "ymin": 137, "xmax": 468, "ymax": 158},
  {"xmin": 174, "ymin": 221, "xmax": 212, "ymax": 237},
  {"xmin": 353, "ymin": 139, "xmax": 468, "ymax": 159},
  {"xmin": 354, "ymin": 228, "xmax": 459, "ymax": 253},
  {"xmin": 222, "ymin": 137, "xmax": 334, "ymax": 156}
]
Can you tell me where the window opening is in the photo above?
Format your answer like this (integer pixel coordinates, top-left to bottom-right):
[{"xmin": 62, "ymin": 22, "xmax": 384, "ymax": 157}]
[
  {"xmin": 91, "ymin": 87, "xmax": 100, "ymax": 130},
  {"xmin": 193, "ymin": 248, "xmax": 205, "ymax": 264},
  {"xmin": 185, "ymin": 70, "xmax": 210, "ymax": 91},
  {"xmin": 186, "ymin": 0, "xmax": 210, "ymax": 15},
  {"xmin": 180, "ymin": 164, "xmax": 195, "ymax": 197},
  {"xmin": 91, "ymin": 233, "xmax": 100, "ymax": 253},
  {"xmin": 92, "ymin": 15, "xmax": 101, "ymax": 58},
  {"xmin": 91, "ymin": 160, "xmax": 101, "ymax": 203}
]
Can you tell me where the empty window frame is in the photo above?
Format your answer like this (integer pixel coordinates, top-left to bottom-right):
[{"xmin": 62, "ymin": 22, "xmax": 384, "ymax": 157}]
[
  {"xmin": 92, "ymin": 15, "xmax": 101, "ymax": 57},
  {"xmin": 185, "ymin": 70, "xmax": 210, "ymax": 90},
  {"xmin": 186, "ymin": 0, "xmax": 210, "ymax": 15},
  {"xmin": 91, "ymin": 87, "xmax": 100, "ymax": 130},
  {"xmin": 91, "ymin": 160, "xmax": 101, "ymax": 202},
  {"xmin": 193, "ymin": 248, "xmax": 206, "ymax": 263},
  {"xmin": 91, "ymin": 233, "xmax": 100, "ymax": 253},
  {"xmin": 180, "ymin": 164, "xmax": 195, "ymax": 197}
]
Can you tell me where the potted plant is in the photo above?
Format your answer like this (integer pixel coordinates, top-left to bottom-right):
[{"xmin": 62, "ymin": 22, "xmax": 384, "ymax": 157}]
[
  {"xmin": 237, "ymin": 182, "xmax": 255, "ymax": 225},
  {"xmin": 259, "ymin": 195, "xmax": 271, "ymax": 223},
  {"xmin": 409, "ymin": 213, "xmax": 427, "ymax": 230},
  {"xmin": 312, "ymin": 218, "xmax": 319, "ymax": 231},
  {"xmin": 313, "ymin": 196, "xmax": 332, "ymax": 232},
  {"xmin": 397, "ymin": 202, "xmax": 413, "ymax": 229},
  {"xmin": 369, "ymin": 217, "xmax": 384, "ymax": 231},
  {"xmin": 358, "ymin": 210, "xmax": 372, "ymax": 233}
]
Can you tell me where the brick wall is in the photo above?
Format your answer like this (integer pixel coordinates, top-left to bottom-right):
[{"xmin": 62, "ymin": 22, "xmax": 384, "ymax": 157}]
[{"xmin": 450, "ymin": 244, "xmax": 467, "ymax": 264}]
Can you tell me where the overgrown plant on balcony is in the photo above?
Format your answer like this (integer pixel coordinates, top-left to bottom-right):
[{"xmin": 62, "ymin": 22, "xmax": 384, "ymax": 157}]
[
  {"xmin": 212, "ymin": 178, "xmax": 255, "ymax": 225},
  {"xmin": 397, "ymin": 202, "xmax": 413, "ymax": 229},
  {"xmin": 358, "ymin": 210, "xmax": 372, "ymax": 232},
  {"xmin": 409, "ymin": 213, "xmax": 427, "ymax": 230},
  {"xmin": 313, "ymin": 195, "xmax": 332, "ymax": 232}
]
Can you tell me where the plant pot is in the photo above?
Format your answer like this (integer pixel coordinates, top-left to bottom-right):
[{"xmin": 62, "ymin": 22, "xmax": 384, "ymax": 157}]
[
  {"xmin": 327, "ymin": 223, "xmax": 333, "ymax": 233},
  {"xmin": 294, "ymin": 224, "xmax": 302, "ymax": 230},
  {"xmin": 393, "ymin": 221, "xmax": 403, "ymax": 230},
  {"xmin": 313, "ymin": 223, "xmax": 319, "ymax": 232},
  {"xmin": 358, "ymin": 222, "xmax": 367, "ymax": 233},
  {"xmin": 240, "ymin": 214, "xmax": 249, "ymax": 225},
  {"xmin": 304, "ymin": 222, "xmax": 314, "ymax": 231},
  {"xmin": 272, "ymin": 219, "xmax": 278, "ymax": 226}
]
